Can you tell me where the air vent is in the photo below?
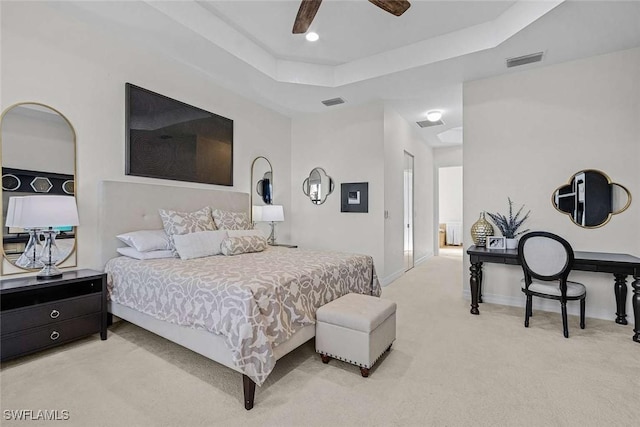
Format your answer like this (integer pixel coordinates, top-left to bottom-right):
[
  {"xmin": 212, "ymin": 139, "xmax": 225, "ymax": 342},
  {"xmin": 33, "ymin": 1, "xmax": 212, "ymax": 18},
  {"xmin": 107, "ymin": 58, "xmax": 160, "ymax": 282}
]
[
  {"xmin": 321, "ymin": 97, "xmax": 345, "ymax": 107},
  {"xmin": 506, "ymin": 52, "xmax": 544, "ymax": 68},
  {"xmin": 416, "ymin": 119, "xmax": 444, "ymax": 128}
]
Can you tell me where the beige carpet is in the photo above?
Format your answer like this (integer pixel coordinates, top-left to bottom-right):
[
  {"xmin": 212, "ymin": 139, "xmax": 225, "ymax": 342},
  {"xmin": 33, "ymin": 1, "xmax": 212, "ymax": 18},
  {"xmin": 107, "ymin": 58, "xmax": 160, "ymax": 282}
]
[{"xmin": 1, "ymin": 255, "xmax": 639, "ymax": 426}]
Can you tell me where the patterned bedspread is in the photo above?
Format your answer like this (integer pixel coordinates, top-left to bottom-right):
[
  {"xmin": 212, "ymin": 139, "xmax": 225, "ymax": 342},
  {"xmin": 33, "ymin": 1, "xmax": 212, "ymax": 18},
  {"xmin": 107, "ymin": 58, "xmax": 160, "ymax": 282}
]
[{"xmin": 105, "ymin": 247, "xmax": 380, "ymax": 385}]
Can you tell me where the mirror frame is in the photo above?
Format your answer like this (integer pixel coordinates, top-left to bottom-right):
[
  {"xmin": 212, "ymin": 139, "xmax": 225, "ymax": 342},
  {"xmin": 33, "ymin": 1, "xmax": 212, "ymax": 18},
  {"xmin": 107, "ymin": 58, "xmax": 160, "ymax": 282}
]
[
  {"xmin": 0, "ymin": 102, "xmax": 78, "ymax": 275},
  {"xmin": 302, "ymin": 167, "xmax": 335, "ymax": 205},
  {"xmin": 551, "ymin": 169, "xmax": 632, "ymax": 229},
  {"xmin": 250, "ymin": 156, "xmax": 273, "ymax": 222}
]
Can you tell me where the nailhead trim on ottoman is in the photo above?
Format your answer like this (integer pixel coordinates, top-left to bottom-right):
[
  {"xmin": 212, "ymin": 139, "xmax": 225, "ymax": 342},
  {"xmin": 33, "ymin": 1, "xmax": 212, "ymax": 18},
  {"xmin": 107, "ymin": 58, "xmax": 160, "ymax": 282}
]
[{"xmin": 315, "ymin": 293, "xmax": 396, "ymax": 377}]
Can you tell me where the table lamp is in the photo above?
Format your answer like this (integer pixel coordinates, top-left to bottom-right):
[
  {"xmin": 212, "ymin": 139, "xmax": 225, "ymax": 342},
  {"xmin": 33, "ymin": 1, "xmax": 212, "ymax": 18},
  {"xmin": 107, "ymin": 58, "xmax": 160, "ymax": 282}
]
[
  {"xmin": 5, "ymin": 195, "xmax": 79, "ymax": 279},
  {"xmin": 261, "ymin": 205, "xmax": 284, "ymax": 245},
  {"xmin": 251, "ymin": 205, "xmax": 263, "ymax": 228},
  {"xmin": 5, "ymin": 197, "xmax": 43, "ymax": 269}
]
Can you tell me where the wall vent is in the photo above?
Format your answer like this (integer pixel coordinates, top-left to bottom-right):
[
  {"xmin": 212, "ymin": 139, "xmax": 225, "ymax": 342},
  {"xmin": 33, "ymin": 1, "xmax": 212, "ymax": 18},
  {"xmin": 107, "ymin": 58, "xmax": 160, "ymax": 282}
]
[
  {"xmin": 416, "ymin": 119, "xmax": 444, "ymax": 128},
  {"xmin": 506, "ymin": 52, "xmax": 544, "ymax": 68},
  {"xmin": 321, "ymin": 97, "xmax": 345, "ymax": 107}
]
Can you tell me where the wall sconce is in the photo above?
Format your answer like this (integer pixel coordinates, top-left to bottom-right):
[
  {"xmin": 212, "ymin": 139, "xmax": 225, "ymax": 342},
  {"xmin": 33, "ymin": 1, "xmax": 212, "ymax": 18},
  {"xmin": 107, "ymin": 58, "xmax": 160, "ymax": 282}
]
[{"xmin": 5, "ymin": 196, "xmax": 79, "ymax": 279}]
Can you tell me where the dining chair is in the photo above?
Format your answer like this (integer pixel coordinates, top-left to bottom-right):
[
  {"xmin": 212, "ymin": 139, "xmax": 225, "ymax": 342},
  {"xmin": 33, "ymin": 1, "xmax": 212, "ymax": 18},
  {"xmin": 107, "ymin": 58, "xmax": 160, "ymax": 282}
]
[{"xmin": 518, "ymin": 231, "xmax": 586, "ymax": 338}]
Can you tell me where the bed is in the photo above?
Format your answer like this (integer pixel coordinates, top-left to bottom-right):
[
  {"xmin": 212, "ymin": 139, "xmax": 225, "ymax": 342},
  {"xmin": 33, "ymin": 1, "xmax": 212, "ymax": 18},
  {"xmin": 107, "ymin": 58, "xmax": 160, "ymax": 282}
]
[{"xmin": 98, "ymin": 181, "xmax": 380, "ymax": 409}]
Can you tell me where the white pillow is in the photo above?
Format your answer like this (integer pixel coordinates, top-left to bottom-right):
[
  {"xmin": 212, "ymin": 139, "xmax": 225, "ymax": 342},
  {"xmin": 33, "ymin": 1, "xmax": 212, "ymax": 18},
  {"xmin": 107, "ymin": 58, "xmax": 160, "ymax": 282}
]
[
  {"xmin": 227, "ymin": 229, "xmax": 266, "ymax": 238},
  {"xmin": 173, "ymin": 230, "xmax": 229, "ymax": 260},
  {"xmin": 116, "ymin": 229, "xmax": 170, "ymax": 252},
  {"xmin": 220, "ymin": 235, "xmax": 268, "ymax": 256},
  {"xmin": 117, "ymin": 247, "xmax": 174, "ymax": 260}
]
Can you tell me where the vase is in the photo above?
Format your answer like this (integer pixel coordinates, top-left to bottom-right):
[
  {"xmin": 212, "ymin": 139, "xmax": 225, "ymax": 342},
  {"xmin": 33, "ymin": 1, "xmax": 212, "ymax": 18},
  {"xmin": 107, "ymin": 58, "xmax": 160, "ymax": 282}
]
[
  {"xmin": 506, "ymin": 238, "xmax": 518, "ymax": 250},
  {"xmin": 470, "ymin": 212, "xmax": 494, "ymax": 247}
]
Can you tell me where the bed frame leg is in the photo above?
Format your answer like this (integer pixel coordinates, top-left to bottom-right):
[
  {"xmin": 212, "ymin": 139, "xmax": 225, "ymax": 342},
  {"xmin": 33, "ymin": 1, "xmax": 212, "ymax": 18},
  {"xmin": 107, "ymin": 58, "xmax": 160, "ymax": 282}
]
[{"xmin": 243, "ymin": 375, "xmax": 256, "ymax": 410}]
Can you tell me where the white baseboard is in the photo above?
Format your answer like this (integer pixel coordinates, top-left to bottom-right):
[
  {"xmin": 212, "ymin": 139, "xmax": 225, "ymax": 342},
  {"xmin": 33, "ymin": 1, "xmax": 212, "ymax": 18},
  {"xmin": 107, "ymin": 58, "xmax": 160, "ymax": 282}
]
[
  {"xmin": 381, "ymin": 269, "xmax": 404, "ymax": 287},
  {"xmin": 381, "ymin": 252, "xmax": 434, "ymax": 287},
  {"xmin": 461, "ymin": 290, "xmax": 635, "ymax": 326},
  {"xmin": 415, "ymin": 252, "xmax": 433, "ymax": 266}
]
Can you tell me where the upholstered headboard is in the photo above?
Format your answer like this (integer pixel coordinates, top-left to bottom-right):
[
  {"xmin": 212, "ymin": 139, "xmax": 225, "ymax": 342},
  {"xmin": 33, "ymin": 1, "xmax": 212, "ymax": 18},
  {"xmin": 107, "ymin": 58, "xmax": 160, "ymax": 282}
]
[{"xmin": 98, "ymin": 181, "xmax": 250, "ymax": 268}]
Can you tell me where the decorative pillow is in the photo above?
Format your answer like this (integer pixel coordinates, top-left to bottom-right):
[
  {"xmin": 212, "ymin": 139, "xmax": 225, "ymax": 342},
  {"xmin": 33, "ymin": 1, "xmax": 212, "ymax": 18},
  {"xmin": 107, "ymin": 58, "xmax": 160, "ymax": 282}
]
[
  {"xmin": 117, "ymin": 247, "xmax": 174, "ymax": 260},
  {"xmin": 211, "ymin": 209, "xmax": 251, "ymax": 230},
  {"xmin": 227, "ymin": 229, "xmax": 265, "ymax": 238},
  {"xmin": 159, "ymin": 206, "xmax": 217, "ymax": 254},
  {"xmin": 173, "ymin": 230, "xmax": 228, "ymax": 260},
  {"xmin": 220, "ymin": 235, "xmax": 268, "ymax": 256},
  {"xmin": 116, "ymin": 229, "xmax": 170, "ymax": 252}
]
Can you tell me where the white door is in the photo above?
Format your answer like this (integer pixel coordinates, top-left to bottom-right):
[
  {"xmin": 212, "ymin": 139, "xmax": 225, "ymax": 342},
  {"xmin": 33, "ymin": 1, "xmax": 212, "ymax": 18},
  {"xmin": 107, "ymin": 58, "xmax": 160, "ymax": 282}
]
[{"xmin": 404, "ymin": 151, "xmax": 414, "ymax": 271}]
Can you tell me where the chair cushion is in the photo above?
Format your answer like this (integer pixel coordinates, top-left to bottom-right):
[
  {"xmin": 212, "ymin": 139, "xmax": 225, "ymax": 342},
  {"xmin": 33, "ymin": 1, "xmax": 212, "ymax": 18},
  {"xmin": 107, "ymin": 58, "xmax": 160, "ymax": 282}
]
[
  {"xmin": 521, "ymin": 278, "xmax": 586, "ymax": 297},
  {"xmin": 316, "ymin": 293, "xmax": 396, "ymax": 333},
  {"xmin": 521, "ymin": 236, "xmax": 568, "ymax": 277}
]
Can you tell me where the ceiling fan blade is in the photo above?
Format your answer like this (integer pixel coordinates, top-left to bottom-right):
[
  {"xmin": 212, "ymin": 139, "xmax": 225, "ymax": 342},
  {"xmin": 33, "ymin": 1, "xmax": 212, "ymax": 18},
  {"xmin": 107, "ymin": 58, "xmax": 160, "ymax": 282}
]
[
  {"xmin": 292, "ymin": 0, "xmax": 323, "ymax": 34},
  {"xmin": 368, "ymin": 0, "xmax": 411, "ymax": 17}
]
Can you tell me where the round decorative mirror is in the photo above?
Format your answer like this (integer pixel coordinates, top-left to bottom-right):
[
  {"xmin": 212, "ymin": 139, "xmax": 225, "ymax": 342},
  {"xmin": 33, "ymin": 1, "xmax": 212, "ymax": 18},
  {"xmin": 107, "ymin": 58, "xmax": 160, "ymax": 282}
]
[
  {"xmin": 552, "ymin": 169, "xmax": 631, "ymax": 228},
  {"xmin": 1, "ymin": 103, "xmax": 77, "ymax": 274},
  {"xmin": 303, "ymin": 167, "xmax": 334, "ymax": 205}
]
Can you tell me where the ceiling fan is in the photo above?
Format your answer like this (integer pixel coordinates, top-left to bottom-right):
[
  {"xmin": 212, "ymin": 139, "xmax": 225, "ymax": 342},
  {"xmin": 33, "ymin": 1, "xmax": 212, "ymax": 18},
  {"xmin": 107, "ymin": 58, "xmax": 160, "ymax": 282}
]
[{"xmin": 292, "ymin": 0, "xmax": 411, "ymax": 34}]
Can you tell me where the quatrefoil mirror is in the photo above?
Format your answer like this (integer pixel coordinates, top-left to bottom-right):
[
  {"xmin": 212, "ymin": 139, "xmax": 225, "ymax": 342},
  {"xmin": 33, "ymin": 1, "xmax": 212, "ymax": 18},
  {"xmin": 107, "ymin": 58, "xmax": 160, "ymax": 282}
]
[
  {"xmin": 552, "ymin": 169, "xmax": 631, "ymax": 228},
  {"xmin": 303, "ymin": 167, "xmax": 334, "ymax": 205}
]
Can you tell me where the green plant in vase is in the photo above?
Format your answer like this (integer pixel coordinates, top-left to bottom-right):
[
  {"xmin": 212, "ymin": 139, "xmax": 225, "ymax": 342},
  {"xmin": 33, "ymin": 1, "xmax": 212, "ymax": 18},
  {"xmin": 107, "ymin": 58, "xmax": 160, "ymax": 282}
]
[{"xmin": 487, "ymin": 198, "xmax": 531, "ymax": 249}]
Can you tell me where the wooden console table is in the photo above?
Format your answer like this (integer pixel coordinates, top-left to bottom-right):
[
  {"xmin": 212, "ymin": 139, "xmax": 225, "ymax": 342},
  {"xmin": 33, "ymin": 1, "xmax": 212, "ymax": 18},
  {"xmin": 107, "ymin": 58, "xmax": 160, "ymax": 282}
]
[{"xmin": 466, "ymin": 245, "xmax": 640, "ymax": 343}]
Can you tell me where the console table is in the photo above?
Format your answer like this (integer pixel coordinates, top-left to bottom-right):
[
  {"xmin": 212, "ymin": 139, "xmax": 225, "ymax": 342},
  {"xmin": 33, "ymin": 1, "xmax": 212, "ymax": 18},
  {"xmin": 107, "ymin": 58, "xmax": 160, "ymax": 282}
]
[{"xmin": 466, "ymin": 245, "xmax": 640, "ymax": 343}]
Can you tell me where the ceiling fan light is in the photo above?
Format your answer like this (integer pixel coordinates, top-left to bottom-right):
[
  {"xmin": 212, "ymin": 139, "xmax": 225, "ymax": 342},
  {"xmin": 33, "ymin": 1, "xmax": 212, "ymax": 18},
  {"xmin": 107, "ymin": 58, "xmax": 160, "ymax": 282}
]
[
  {"xmin": 305, "ymin": 32, "xmax": 319, "ymax": 42},
  {"xmin": 426, "ymin": 110, "xmax": 443, "ymax": 122}
]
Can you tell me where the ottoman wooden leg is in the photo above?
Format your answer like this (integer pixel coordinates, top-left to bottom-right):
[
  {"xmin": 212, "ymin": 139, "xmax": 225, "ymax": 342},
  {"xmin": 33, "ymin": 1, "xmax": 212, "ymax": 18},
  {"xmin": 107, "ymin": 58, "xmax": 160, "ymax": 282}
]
[
  {"xmin": 360, "ymin": 367, "xmax": 370, "ymax": 378},
  {"xmin": 321, "ymin": 354, "xmax": 331, "ymax": 364}
]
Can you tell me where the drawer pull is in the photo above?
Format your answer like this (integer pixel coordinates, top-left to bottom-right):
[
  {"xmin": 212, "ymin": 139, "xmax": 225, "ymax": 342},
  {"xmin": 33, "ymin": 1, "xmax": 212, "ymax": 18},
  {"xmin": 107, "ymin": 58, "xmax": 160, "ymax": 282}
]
[
  {"xmin": 50, "ymin": 310, "xmax": 60, "ymax": 319},
  {"xmin": 50, "ymin": 331, "xmax": 60, "ymax": 341}
]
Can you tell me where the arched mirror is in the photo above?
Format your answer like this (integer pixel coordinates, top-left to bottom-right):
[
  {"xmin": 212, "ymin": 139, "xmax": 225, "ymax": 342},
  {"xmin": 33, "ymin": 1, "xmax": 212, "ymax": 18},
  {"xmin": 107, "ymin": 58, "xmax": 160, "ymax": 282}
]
[
  {"xmin": 303, "ymin": 167, "xmax": 334, "ymax": 205},
  {"xmin": 250, "ymin": 156, "xmax": 273, "ymax": 222},
  {"xmin": 1, "ymin": 103, "xmax": 77, "ymax": 275},
  {"xmin": 552, "ymin": 169, "xmax": 631, "ymax": 228}
]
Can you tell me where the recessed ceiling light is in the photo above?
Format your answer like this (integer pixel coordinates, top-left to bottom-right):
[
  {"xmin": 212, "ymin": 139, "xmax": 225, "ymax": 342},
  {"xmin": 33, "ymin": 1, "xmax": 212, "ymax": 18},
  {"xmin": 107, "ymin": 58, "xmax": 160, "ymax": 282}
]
[
  {"xmin": 426, "ymin": 110, "xmax": 443, "ymax": 122},
  {"xmin": 305, "ymin": 32, "xmax": 319, "ymax": 42}
]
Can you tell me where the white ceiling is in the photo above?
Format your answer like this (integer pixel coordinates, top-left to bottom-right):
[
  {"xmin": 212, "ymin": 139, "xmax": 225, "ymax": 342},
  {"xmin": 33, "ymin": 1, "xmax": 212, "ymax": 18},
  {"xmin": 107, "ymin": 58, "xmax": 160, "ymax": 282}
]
[{"xmin": 58, "ymin": 0, "xmax": 640, "ymax": 148}]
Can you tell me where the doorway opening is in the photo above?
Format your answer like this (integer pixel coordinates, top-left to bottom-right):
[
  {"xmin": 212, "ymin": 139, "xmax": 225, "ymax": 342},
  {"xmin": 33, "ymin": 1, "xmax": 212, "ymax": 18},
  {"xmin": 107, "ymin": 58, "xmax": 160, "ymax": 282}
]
[
  {"xmin": 404, "ymin": 151, "xmax": 414, "ymax": 271},
  {"xmin": 438, "ymin": 166, "xmax": 463, "ymax": 257}
]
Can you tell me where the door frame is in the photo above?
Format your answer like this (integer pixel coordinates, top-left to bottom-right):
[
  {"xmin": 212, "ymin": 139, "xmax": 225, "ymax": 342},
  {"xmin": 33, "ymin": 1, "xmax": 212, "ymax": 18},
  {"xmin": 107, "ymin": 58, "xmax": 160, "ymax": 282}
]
[{"xmin": 404, "ymin": 150, "xmax": 415, "ymax": 271}]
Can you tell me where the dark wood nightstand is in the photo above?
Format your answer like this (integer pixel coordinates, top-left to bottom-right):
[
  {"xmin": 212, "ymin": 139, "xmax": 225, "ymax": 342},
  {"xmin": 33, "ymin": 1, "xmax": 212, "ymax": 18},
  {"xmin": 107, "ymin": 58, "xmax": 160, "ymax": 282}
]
[
  {"xmin": 0, "ymin": 269, "xmax": 107, "ymax": 362},
  {"xmin": 269, "ymin": 243, "xmax": 298, "ymax": 248}
]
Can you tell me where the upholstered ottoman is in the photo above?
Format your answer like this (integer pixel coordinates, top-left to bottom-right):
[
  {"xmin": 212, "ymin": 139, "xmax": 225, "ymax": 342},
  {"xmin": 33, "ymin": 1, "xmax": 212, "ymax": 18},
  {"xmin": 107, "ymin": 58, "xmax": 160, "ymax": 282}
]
[{"xmin": 315, "ymin": 293, "xmax": 396, "ymax": 377}]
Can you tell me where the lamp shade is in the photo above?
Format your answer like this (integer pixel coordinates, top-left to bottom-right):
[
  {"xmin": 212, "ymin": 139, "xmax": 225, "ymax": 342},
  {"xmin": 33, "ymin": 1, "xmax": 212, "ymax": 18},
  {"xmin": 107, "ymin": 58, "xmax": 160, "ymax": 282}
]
[
  {"xmin": 261, "ymin": 205, "xmax": 284, "ymax": 222},
  {"xmin": 252, "ymin": 205, "xmax": 263, "ymax": 222},
  {"xmin": 5, "ymin": 196, "xmax": 79, "ymax": 228}
]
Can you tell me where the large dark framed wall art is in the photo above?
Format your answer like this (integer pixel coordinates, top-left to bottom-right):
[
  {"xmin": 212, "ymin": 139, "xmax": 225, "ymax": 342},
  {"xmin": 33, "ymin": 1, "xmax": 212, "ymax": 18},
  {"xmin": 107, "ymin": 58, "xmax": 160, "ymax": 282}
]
[
  {"xmin": 341, "ymin": 182, "xmax": 368, "ymax": 213},
  {"xmin": 125, "ymin": 83, "xmax": 233, "ymax": 186}
]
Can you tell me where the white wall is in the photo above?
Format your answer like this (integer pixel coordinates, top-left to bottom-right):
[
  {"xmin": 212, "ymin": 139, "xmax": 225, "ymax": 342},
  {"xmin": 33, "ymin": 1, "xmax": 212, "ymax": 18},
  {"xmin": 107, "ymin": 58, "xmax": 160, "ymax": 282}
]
[
  {"xmin": 438, "ymin": 166, "xmax": 463, "ymax": 224},
  {"xmin": 464, "ymin": 47, "xmax": 640, "ymax": 323},
  {"xmin": 434, "ymin": 146, "xmax": 463, "ymax": 168},
  {"xmin": 290, "ymin": 104, "xmax": 435, "ymax": 284},
  {"xmin": 290, "ymin": 102, "xmax": 386, "ymax": 277},
  {"xmin": 384, "ymin": 107, "xmax": 434, "ymax": 282},
  {"xmin": 1, "ymin": 2, "xmax": 292, "ymax": 273}
]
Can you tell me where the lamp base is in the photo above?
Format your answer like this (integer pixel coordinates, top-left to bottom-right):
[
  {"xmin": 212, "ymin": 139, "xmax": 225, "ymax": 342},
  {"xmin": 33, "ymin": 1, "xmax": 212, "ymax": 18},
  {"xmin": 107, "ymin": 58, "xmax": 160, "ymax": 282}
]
[
  {"xmin": 267, "ymin": 222, "xmax": 277, "ymax": 245},
  {"xmin": 36, "ymin": 264, "xmax": 63, "ymax": 280}
]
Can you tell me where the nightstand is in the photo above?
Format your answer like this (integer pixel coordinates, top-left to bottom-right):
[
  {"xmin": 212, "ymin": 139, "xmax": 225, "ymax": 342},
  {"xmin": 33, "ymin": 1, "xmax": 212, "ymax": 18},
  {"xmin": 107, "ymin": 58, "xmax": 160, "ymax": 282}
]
[
  {"xmin": 0, "ymin": 269, "xmax": 107, "ymax": 362},
  {"xmin": 269, "ymin": 243, "xmax": 298, "ymax": 248}
]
